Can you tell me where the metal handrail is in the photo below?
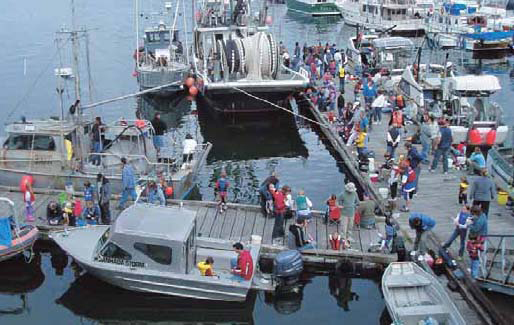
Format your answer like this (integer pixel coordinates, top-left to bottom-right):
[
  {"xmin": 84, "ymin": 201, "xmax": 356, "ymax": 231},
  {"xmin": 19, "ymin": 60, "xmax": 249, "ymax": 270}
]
[{"xmin": 479, "ymin": 234, "xmax": 514, "ymax": 285}]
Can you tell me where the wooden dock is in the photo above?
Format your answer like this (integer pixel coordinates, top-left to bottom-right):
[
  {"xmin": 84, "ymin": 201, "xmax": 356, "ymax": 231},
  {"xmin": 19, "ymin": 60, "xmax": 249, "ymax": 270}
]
[{"xmin": 300, "ymin": 78, "xmax": 512, "ymax": 324}]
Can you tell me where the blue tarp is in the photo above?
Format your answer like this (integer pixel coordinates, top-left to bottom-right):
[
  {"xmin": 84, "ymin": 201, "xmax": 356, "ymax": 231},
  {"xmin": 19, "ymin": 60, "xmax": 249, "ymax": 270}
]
[
  {"xmin": 463, "ymin": 31, "xmax": 514, "ymax": 41},
  {"xmin": 0, "ymin": 218, "xmax": 12, "ymax": 248},
  {"xmin": 444, "ymin": 3, "xmax": 467, "ymax": 15}
]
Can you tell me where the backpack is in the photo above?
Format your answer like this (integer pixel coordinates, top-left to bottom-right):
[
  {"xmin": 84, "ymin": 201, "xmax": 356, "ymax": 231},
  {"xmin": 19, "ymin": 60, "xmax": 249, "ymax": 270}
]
[{"xmin": 392, "ymin": 110, "xmax": 403, "ymax": 125}]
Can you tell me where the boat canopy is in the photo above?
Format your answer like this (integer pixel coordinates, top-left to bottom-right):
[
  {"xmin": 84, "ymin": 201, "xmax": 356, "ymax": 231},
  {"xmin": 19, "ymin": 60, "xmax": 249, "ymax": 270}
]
[
  {"xmin": 448, "ymin": 75, "xmax": 501, "ymax": 93},
  {"xmin": 0, "ymin": 218, "xmax": 12, "ymax": 247},
  {"xmin": 372, "ymin": 37, "xmax": 414, "ymax": 50},
  {"xmin": 462, "ymin": 31, "xmax": 514, "ymax": 41},
  {"xmin": 112, "ymin": 204, "xmax": 196, "ymax": 243}
]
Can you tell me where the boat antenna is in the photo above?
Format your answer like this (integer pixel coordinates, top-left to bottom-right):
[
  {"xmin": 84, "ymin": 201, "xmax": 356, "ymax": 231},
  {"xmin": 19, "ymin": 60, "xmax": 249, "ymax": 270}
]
[
  {"xmin": 182, "ymin": 0, "xmax": 190, "ymax": 66},
  {"xmin": 135, "ymin": 0, "xmax": 140, "ymax": 72},
  {"xmin": 71, "ymin": 0, "xmax": 81, "ymax": 109},
  {"xmin": 170, "ymin": 0, "xmax": 180, "ymax": 62}
]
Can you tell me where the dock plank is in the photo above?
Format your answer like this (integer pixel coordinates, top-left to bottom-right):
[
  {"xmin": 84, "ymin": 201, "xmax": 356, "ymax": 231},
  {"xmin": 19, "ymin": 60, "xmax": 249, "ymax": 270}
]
[
  {"xmin": 199, "ymin": 207, "xmax": 218, "ymax": 237},
  {"xmin": 195, "ymin": 207, "xmax": 209, "ymax": 233},
  {"xmin": 241, "ymin": 211, "xmax": 257, "ymax": 242},
  {"xmin": 209, "ymin": 207, "xmax": 226, "ymax": 238},
  {"xmin": 252, "ymin": 211, "xmax": 267, "ymax": 242},
  {"xmin": 230, "ymin": 208, "xmax": 246, "ymax": 242},
  {"xmin": 262, "ymin": 213, "xmax": 275, "ymax": 245},
  {"xmin": 219, "ymin": 208, "xmax": 237, "ymax": 240}
]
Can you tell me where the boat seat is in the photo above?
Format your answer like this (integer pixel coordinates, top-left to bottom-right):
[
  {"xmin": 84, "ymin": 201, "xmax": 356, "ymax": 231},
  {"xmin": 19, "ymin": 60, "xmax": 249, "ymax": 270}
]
[
  {"xmin": 387, "ymin": 274, "xmax": 431, "ymax": 288},
  {"xmin": 396, "ymin": 304, "xmax": 449, "ymax": 318}
]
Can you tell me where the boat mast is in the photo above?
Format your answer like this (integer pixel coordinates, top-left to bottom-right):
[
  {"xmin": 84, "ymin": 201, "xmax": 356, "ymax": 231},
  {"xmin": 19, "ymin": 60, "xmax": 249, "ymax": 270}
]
[
  {"xmin": 135, "ymin": 0, "xmax": 140, "ymax": 70},
  {"xmin": 71, "ymin": 0, "xmax": 81, "ymax": 109}
]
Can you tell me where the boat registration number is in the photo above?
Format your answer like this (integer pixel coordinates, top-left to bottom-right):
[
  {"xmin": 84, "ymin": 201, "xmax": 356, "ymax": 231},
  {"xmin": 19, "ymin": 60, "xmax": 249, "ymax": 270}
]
[{"xmin": 96, "ymin": 256, "xmax": 146, "ymax": 268}]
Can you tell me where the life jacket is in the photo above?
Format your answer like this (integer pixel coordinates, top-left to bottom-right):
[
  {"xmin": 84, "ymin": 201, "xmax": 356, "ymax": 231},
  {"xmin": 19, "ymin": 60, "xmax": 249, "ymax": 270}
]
[
  {"xmin": 296, "ymin": 195, "xmax": 308, "ymax": 211},
  {"xmin": 486, "ymin": 129, "xmax": 496, "ymax": 146},
  {"xmin": 197, "ymin": 261, "xmax": 213, "ymax": 276},
  {"xmin": 407, "ymin": 168, "xmax": 416, "ymax": 183},
  {"xmin": 273, "ymin": 191, "xmax": 286, "ymax": 211},
  {"xmin": 396, "ymin": 95, "xmax": 404, "ymax": 108},
  {"xmin": 329, "ymin": 233, "xmax": 341, "ymax": 250},
  {"xmin": 217, "ymin": 178, "xmax": 228, "ymax": 192},
  {"xmin": 468, "ymin": 129, "xmax": 481, "ymax": 145},
  {"xmin": 392, "ymin": 110, "xmax": 403, "ymax": 126},
  {"xmin": 339, "ymin": 66, "xmax": 345, "ymax": 78},
  {"xmin": 328, "ymin": 199, "xmax": 341, "ymax": 221},
  {"xmin": 84, "ymin": 187, "xmax": 94, "ymax": 201},
  {"xmin": 73, "ymin": 199, "xmax": 82, "ymax": 217}
]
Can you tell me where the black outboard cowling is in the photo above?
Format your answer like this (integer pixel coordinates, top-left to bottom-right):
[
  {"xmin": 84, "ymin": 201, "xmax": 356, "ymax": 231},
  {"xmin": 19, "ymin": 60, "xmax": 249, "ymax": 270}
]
[{"xmin": 273, "ymin": 250, "xmax": 303, "ymax": 286}]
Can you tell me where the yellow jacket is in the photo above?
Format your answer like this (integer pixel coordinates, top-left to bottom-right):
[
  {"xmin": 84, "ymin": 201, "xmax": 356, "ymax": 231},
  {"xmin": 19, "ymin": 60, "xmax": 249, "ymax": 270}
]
[
  {"xmin": 197, "ymin": 261, "xmax": 213, "ymax": 276},
  {"xmin": 356, "ymin": 132, "xmax": 367, "ymax": 148}
]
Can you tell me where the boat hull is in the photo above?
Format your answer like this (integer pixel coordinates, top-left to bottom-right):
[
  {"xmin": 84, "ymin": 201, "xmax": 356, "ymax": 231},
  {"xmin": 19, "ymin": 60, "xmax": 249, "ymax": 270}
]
[
  {"xmin": 0, "ymin": 225, "xmax": 39, "ymax": 262},
  {"xmin": 286, "ymin": 0, "xmax": 341, "ymax": 17},
  {"xmin": 487, "ymin": 147, "xmax": 513, "ymax": 196},
  {"xmin": 137, "ymin": 67, "xmax": 189, "ymax": 97}
]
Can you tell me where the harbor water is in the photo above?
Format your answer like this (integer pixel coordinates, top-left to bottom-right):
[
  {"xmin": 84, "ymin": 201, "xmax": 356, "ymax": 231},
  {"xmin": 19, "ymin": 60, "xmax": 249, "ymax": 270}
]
[{"xmin": 0, "ymin": 1, "xmax": 513, "ymax": 324}]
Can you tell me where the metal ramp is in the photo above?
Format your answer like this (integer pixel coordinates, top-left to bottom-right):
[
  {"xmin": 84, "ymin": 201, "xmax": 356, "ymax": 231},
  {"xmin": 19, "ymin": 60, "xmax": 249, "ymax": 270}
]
[{"xmin": 477, "ymin": 234, "xmax": 514, "ymax": 296}]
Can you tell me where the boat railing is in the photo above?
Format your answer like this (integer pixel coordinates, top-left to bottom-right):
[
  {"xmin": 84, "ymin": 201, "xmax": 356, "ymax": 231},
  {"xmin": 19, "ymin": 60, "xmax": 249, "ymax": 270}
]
[
  {"xmin": 280, "ymin": 65, "xmax": 310, "ymax": 81},
  {"xmin": 478, "ymin": 234, "xmax": 514, "ymax": 291}
]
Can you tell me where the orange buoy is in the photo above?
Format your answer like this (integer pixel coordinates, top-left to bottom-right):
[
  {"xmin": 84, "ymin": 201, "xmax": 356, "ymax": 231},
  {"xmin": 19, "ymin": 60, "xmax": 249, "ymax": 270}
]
[
  {"xmin": 184, "ymin": 77, "xmax": 194, "ymax": 88},
  {"xmin": 486, "ymin": 129, "xmax": 497, "ymax": 146},
  {"xmin": 165, "ymin": 186, "xmax": 173, "ymax": 197},
  {"xmin": 468, "ymin": 128, "xmax": 481, "ymax": 145},
  {"xmin": 135, "ymin": 119, "xmax": 146, "ymax": 129},
  {"xmin": 189, "ymin": 86, "xmax": 198, "ymax": 96}
]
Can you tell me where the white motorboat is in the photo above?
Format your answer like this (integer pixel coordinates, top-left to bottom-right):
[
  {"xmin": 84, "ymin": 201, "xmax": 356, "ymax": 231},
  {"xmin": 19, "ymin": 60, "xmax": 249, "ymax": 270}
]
[
  {"xmin": 286, "ymin": 0, "xmax": 342, "ymax": 17},
  {"xmin": 336, "ymin": 0, "xmax": 426, "ymax": 36},
  {"xmin": 51, "ymin": 203, "xmax": 263, "ymax": 301},
  {"xmin": 382, "ymin": 262, "xmax": 466, "ymax": 325}
]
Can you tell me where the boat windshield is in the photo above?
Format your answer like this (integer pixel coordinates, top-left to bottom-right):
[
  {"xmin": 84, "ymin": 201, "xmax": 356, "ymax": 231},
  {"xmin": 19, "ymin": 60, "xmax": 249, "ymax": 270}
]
[{"xmin": 95, "ymin": 228, "xmax": 110, "ymax": 254}]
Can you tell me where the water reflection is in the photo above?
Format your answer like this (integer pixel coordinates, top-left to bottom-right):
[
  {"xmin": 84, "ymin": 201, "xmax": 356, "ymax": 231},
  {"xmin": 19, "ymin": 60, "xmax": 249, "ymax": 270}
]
[
  {"xmin": 0, "ymin": 254, "xmax": 44, "ymax": 317},
  {"xmin": 328, "ymin": 275, "xmax": 360, "ymax": 311},
  {"xmin": 264, "ymin": 273, "xmax": 314, "ymax": 315},
  {"xmin": 57, "ymin": 274, "xmax": 256, "ymax": 324},
  {"xmin": 197, "ymin": 106, "xmax": 309, "ymax": 161}
]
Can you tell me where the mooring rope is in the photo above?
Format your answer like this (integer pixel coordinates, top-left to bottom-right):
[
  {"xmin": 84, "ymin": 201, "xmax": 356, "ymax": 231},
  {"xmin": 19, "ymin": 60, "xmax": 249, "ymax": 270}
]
[{"xmin": 231, "ymin": 86, "xmax": 329, "ymax": 128}]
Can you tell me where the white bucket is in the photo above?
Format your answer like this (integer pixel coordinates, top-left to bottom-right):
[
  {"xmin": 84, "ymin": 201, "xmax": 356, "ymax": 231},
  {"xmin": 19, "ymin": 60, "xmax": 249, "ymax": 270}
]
[
  {"xmin": 251, "ymin": 235, "xmax": 262, "ymax": 245},
  {"xmin": 447, "ymin": 158, "xmax": 454, "ymax": 169},
  {"xmin": 457, "ymin": 156, "xmax": 466, "ymax": 166},
  {"xmin": 368, "ymin": 157, "xmax": 375, "ymax": 172},
  {"xmin": 379, "ymin": 187, "xmax": 389, "ymax": 199}
]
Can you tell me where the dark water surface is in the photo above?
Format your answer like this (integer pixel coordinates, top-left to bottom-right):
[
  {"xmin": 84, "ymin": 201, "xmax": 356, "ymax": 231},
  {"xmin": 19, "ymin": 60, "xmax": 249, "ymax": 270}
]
[{"xmin": 1, "ymin": 1, "xmax": 513, "ymax": 324}]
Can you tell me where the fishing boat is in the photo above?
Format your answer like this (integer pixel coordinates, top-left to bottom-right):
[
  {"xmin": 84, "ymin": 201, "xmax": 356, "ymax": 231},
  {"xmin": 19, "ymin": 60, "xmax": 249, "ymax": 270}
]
[
  {"xmin": 345, "ymin": 32, "xmax": 415, "ymax": 80},
  {"xmin": 486, "ymin": 145, "xmax": 513, "ymax": 195},
  {"xmin": 0, "ymin": 116, "xmax": 212, "ymax": 198},
  {"xmin": 425, "ymin": 2, "xmax": 513, "ymax": 53},
  {"xmin": 0, "ymin": 198, "xmax": 39, "ymax": 262},
  {"xmin": 336, "ymin": 0, "xmax": 426, "ymax": 37},
  {"xmin": 192, "ymin": 0, "xmax": 309, "ymax": 114},
  {"xmin": 445, "ymin": 75, "xmax": 508, "ymax": 146},
  {"xmin": 51, "ymin": 203, "xmax": 263, "ymax": 301},
  {"xmin": 134, "ymin": 1, "xmax": 190, "ymax": 96},
  {"xmin": 286, "ymin": 0, "xmax": 342, "ymax": 17},
  {"xmin": 382, "ymin": 262, "xmax": 466, "ymax": 325}
]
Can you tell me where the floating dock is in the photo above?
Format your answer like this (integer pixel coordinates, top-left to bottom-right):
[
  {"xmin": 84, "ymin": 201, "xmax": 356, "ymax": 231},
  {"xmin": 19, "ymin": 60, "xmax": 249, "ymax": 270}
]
[{"xmin": 297, "ymin": 78, "xmax": 512, "ymax": 324}]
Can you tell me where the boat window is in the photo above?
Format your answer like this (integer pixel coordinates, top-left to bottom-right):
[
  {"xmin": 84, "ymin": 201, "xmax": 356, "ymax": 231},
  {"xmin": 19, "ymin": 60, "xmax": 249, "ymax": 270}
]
[
  {"xmin": 134, "ymin": 242, "xmax": 172, "ymax": 265},
  {"xmin": 32, "ymin": 135, "xmax": 56, "ymax": 151},
  {"xmin": 4, "ymin": 135, "xmax": 31, "ymax": 150},
  {"xmin": 100, "ymin": 242, "xmax": 132, "ymax": 260}
]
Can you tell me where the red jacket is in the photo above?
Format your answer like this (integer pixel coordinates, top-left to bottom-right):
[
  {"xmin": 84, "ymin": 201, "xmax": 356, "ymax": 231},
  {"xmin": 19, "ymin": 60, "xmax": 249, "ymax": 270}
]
[
  {"xmin": 273, "ymin": 191, "xmax": 286, "ymax": 213},
  {"xmin": 235, "ymin": 250, "xmax": 254, "ymax": 281},
  {"xmin": 467, "ymin": 239, "xmax": 484, "ymax": 260}
]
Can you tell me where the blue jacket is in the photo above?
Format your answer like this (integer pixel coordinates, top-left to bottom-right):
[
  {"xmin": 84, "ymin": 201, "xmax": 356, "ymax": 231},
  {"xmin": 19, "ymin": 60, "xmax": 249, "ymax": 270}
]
[
  {"xmin": 438, "ymin": 127, "xmax": 453, "ymax": 149},
  {"xmin": 84, "ymin": 186, "xmax": 94, "ymax": 202},
  {"xmin": 362, "ymin": 83, "xmax": 377, "ymax": 98},
  {"xmin": 409, "ymin": 213, "xmax": 436, "ymax": 232},
  {"xmin": 469, "ymin": 213, "xmax": 488, "ymax": 237},
  {"xmin": 122, "ymin": 164, "xmax": 136, "ymax": 189},
  {"xmin": 408, "ymin": 147, "xmax": 423, "ymax": 169},
  {"xmin": 469, "ymin": 152, "xmax": 486, "ymax": 168},
  {"xmin": 360, "ymin": 116, "xmax": 369, "ymax": 131}
]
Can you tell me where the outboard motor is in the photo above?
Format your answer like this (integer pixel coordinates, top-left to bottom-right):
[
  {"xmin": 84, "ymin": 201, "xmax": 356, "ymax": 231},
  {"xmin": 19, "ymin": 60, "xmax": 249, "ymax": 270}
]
[{"xmin": 273, "ymin": 250, "xmax": 303, "ymax": 286}]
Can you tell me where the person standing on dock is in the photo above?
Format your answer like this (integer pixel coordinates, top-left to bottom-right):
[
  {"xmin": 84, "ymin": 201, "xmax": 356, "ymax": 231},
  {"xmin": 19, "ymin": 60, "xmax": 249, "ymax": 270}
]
[
  {"xmin": 215, "ymin": 171, "xmax": 230, "ymax": 213},
  {"xmin": 442, "ymin": 204, "xmax": 471, "ymax": 260},
  {"xmin": 90, "ymin": 116, "xmax": 105, "ymax": 166},
  {"xmin": 429, "ymin": 120, "xmax": 452, "ymax": 175},
  {"xmin": 467, "ymin": 233, "xmax": 484, "ymax": 279},
  {"xmin": 259, "ymin": 172, "xmax": 279, "ymax": 215},
  {"xmin": 117, "ymin": 157, "xmax": 137, "ymax": 210},
  {"xmin": 338, "ymin": 182, "xmax": 359, "ymax": 241},
  {"xmin": 151, "ymin": 113, "xmax": 167, "ymax": 158},
  {"xmin": 371, "ymin": 90, "xmax": 387, "ymax": 124},
  {"xmin": 386, "ymin": 125, "xmax": 401, "ymax": 158},
  {"xmin": 405, "ymin": 142, "xmax": 424, "ymax": 195},
  {"xmin": 97, "ymin": 173, "xmax": 111, "ymax": 225},
  {"xmin": 408, "ymin": 213, "xmax": 436, "ymax": 254},
  {"xmin": 271, "ymin": 186, "xmax": 287, "ymax": 243},
  {"xmin": 399, "ymin": 162, "xmax": 416, "ymax": 212},
  {"xmin": 468, "ymin": 169, "xmax": 496, "ymax": 217}
]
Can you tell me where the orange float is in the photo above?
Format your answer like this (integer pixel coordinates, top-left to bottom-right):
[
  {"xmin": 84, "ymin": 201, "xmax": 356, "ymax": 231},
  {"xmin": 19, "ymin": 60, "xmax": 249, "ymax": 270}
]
[
  {"xmin": 189, "ymin": 86, "xmax": 199, "ymax": 96},
  {"xmin": 165, "ymin": 186, "xmax": 174, "ymax": 197},
  {"xmin": 468, "ymin": 128, "xmax": 481, "ymax": 145},
  {"xmin": 486, "ymin": 129, "xmax": 497, "ymax": 146},
  {"xmin": 184, "ymin": 77, "xmax": 194, "ymax": 88}
]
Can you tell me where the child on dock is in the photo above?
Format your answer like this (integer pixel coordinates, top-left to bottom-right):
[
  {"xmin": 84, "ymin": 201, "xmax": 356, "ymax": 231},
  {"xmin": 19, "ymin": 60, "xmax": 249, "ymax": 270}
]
[
  {"xmin": 215, "ymin": 172, "xmax": 229, "ymax": 213},
  {"xmin": 326, "ymin": 194, "xmax": 341, "ymax": 224},
  {"xmin": 442, "ymin": 204, "xmax": 471, "ymax": 260},
  {"xmin": 459, "ymin": 176, "xmax": 469, "ymax": 205},
  {"xmin": 467, "ymin": 233, "xmax": 484, "ymax": 279},
  {"xmin": 23, "ymin": 181, "xmax": 35, "ymax": 222}
]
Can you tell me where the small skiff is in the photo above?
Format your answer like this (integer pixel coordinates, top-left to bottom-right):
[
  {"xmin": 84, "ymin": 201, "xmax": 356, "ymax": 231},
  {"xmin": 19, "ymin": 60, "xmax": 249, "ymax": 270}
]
[{"xmin": 382, "ymin": 262, "xmax": 466, "ymax": 325}]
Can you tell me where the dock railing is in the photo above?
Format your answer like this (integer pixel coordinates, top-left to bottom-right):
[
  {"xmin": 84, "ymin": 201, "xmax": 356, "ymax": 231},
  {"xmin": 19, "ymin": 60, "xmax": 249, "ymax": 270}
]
[{"xmin": 478, "ymin": 234, "xmax": 514, "ymax": 295}]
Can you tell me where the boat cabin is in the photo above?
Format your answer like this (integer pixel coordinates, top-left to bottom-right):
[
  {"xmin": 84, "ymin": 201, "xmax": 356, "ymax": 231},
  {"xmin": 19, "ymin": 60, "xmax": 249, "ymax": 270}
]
[{"xmin": 97, "ymin": 204, "xmax": 197, "ymax": 273}]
